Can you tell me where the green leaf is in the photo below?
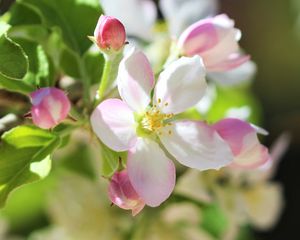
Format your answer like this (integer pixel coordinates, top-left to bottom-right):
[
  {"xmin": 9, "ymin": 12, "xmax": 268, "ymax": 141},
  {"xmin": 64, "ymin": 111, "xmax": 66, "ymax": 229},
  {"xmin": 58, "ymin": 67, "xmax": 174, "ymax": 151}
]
[
  {"xmin": 8, "ymin": 25, "xmax": 49, "ymax": 43},
  {"xmin": 6, "ymin": 38, "xmax": 54, "ymax": 88},
  {"xmin": 0, "ymin": 22, "xmax": 10, "ymax": 36},
  {"xmin": 201, "ymin": 203, "xmax": 228, "ymax": 238},
  {"xmin": 0, "ymin": 173, "xmax": 57, "ymax": 233},
  {"xmin": 20, "ymin": 0, "xmax": 102, "ymax": 55},
  {"xmin": 0, "ymin": 74, "xmax": 35, "ymax": 94},
  {"xmin": 101, "ymin": 144, "xmax": 127, "ymax": 177},
  {"xmin": 59, "ymin": 47, "xmax": 81, "ymax": 78},
  {"xmin": 8, "ymin": 2, "xmax": 44, "ymax": 25},
  {"xmin": 0, "ymin": 125, "xmax": 60, "ymax": 208},
  {"xmin": 0, "ymin": 34, "xmax": 29, "ymax": 79}
]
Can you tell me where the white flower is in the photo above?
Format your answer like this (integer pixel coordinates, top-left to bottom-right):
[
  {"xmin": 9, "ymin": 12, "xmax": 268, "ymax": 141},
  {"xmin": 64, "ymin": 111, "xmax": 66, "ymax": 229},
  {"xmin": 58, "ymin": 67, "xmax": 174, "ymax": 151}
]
[{"xmin": 91, "ymin": 48, "xmax": 233, "ymax": 207}]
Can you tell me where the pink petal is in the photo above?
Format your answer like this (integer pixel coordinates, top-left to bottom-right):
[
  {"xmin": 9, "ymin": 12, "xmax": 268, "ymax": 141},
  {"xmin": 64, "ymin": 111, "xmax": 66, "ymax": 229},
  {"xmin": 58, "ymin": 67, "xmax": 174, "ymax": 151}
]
[
  {"xmin": 91, "ymin": 98, "xmax": 137, "ymax": 151},
  {"xmin": 213, "ymin": 118, "xmax": 270, "ymax": 169},
  {"xmin": 31, "ymin": 105, "xmax": 56, "ymax": 129},
  {"xmin": 127, "ymin": 138, "xmax": 176, "ymax": 207},
  {"xmin": 108, "ymin": 170, "xmax": 145, "ymax": 216},
  {"xmin": 207, "ymin": 54, "xmax": 250, "ymax": 72},
  {"xmin": 178, "ymin": 14, "xmax": 235, "ymax": 57},
  {"xmin": 154, "ymin": 56, "xmax": 207, "ymax": 114},
  {"xmin": 201, "ymin": 28, "xmax": 241, "ymax": 70},
  {"xmin": 117, "ymin": 48, "xmax": 155, "ymax": 112},
  {"xmin": 178, "ymin": 21, "xmax": 219, "ymax": 56},
  {"xmin": 160, "ymin": 121, "xmax": 233, "ymax": 170}
]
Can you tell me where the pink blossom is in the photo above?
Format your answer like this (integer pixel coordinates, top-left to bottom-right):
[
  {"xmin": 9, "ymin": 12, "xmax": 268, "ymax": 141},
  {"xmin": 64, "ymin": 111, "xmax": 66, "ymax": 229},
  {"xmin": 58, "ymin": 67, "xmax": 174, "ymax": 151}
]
[
  {"xmin": 91, "ymin": 48, "xmax": 233, "ymax": 209},
  {"xmin": 213, "ymin": 118, "xmax": 270, "ymax": 169},
  {"xmin": 94, "ymin": 15, "xmax": 126, "ymax": 52},
  {"xmin": 30, "ymin": 87, "xmax": 71, "ymax": 129},
  {"xmin": 108, "ymin": 170, "xmax": 145, "ymax": 216},
  {"xmin": 177, "ymin": 14, "xmax": 250, "ymax": 72}
]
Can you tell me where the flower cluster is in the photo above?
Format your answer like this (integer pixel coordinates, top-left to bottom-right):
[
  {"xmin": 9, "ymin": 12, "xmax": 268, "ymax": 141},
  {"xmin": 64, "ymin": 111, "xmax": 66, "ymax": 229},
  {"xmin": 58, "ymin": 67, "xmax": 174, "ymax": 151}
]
[
  {"xmin": 0, "ymin": 0, "xmax": 288, "ymax": 238},
  {"xmin": 87, "ymin": 15, "xmax": 271, "ymax": 215}
]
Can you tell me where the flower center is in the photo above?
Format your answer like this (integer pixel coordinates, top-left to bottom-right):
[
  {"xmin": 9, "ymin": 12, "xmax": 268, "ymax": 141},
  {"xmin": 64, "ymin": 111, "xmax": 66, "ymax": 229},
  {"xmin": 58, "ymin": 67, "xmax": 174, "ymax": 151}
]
[{"xmin": 140, "ymin": 99, "xmax": 173, "ymax": 134}]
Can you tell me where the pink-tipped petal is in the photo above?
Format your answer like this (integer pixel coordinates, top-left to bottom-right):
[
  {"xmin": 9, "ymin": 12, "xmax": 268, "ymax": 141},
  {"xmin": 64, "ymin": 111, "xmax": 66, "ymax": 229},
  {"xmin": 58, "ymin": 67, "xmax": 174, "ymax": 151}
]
[
  {"xmin": 127, "ymin": 138, "xmax": 176, "ymax": 207},
  {"xmin": 108, "ymin": 170, "xmax": 145, "ymax": 216},
  {"xmin": 91, "ymin": 98, "xmax": 137, "ymax": 152},
  {"xmin": 207, "ymin": 54, "xmax": 250, "ymax": 72},
  {"xmin": 117, "ymin": 48, "xmax": 155, "ymax": 113},
  {"xmin": 208, "ymin": 60, "xmax": 257, "ymax": 86},
  {"xmin": 160, "ymin": 121, "xmax": 233, "ymax": 171},
  {"xmin": 154, "ymin": 56, "xmax": 207, "ymax": 114},
  {"xmin": 30, "ymin": 87, "xmax": 71, "ymax": 129},
  {"xmin": 200, "ymin": 28, "xmax": 241, "ymax": 70},
  {"xmin": 213, "ymin": 118, "xmax": 270, "ymax": 169},
  {"xmin": 178, "ymin": 21, "xmax": 219, "ymax": 56}
]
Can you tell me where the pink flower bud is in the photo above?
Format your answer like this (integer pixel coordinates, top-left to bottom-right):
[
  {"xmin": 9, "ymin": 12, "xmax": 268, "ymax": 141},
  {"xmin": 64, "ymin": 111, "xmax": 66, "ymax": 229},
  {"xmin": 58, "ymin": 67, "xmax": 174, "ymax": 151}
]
[
  {"xmin": 108, "ymin": 170, "xmax": 145, "ymax": 216},
  {"xmin": 94, "ymin": 15, "xmax": 126, "ymax": 52},
  {"xmin": 213, "ymin": 118, "xmax": 270, "ymax": 169},
  {"xmin": 177, "ymin": 14, "xmax": 250, "ymax": 72},
  {"xmin": 30, "ymin": 87, "xmax": 71, "ymax": 129}
]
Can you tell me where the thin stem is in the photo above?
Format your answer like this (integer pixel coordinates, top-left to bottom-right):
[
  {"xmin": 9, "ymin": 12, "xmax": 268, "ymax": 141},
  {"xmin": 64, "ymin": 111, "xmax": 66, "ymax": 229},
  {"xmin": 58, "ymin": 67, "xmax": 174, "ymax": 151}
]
[{"xmin": 97, "ymin": 54, "xmax": 114, "ymax": 102}]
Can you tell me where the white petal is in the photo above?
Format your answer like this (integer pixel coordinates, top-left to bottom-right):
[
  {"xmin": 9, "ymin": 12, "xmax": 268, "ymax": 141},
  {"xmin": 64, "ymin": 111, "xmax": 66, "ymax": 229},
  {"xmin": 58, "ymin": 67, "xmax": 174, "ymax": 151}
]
[
  {"xmin": 160, "ymin": 121, "xmax": 233, "ymax": 170},
  {"xmin": 154, "ymin": 56, "xmax": 207, "ymax": 114},
  {"xmin": 117, "ymin": 47, "xmax": 155, "ymax": 113},
  {"xmin": 127, "ymin": 138, "xmax": 176, "ymax": 207},
  {"xmin": 91, "ymin": 99, "xmax": 137, "ymax": 151},
  {"xmin": 250, "ymin": 123, "xmax": 269, "ymax": 135}
]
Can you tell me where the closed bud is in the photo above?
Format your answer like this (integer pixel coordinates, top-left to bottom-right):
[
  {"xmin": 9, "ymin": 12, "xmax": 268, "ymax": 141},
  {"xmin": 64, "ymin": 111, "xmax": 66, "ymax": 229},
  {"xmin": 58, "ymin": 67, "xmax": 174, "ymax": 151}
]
[
  {"xmin": 108, "ymin": 170, "xmax": 145, "ymax": 216},
  {"xmin": 30, "ymin": 87, "xmax": 71, "ymax": 129},
  {"xmin": 94, "ymin": 15, "xmax": 126, "ymax": 52}
]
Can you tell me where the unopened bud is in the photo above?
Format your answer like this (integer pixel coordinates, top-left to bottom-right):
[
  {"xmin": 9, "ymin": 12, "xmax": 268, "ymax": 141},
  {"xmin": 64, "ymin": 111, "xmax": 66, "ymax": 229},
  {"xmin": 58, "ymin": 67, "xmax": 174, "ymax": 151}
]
[
  {"xmin": 30, "ymin": 87, "xmax": 71, "ymax": 129},
  {"xmin": 94, "ymin": 15, "xmax": 126, "ymax": 52},
  {"xmin": 108, "ymin": 170, "xmax": 145, "ymax": 216}
]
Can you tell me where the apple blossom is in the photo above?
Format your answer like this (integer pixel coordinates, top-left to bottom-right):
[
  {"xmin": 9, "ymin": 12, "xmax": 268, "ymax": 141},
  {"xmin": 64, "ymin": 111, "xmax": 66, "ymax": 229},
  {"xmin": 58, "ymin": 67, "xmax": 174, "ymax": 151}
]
[
  {"xmin": 91, "ymin": 48, "xmax": 233, "ymax": 208},
  {"xmin": 30, "ymin": 87, "xmax": 71, "ymax": 129},
  {"xmin": 177, "ymin": 14, "xmax": 250, "ymax": 72},
  {"xmin": 108, "ymin": 170, "xmax": 145, "ymax": 216},
  {"xmin": 213, "ymin": 118, "xmax": 270, "ymax": 169},
  {"xmin": 94, "ymin": 15, "xmax": 126, "ymax": 52}
]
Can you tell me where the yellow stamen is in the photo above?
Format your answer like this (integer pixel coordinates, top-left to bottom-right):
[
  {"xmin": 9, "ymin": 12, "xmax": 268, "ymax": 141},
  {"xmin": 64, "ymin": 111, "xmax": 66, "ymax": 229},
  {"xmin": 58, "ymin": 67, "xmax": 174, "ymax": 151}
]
[{"xmin": 141, "ymin": 104, "xmax": 173, "ymax": 133}]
